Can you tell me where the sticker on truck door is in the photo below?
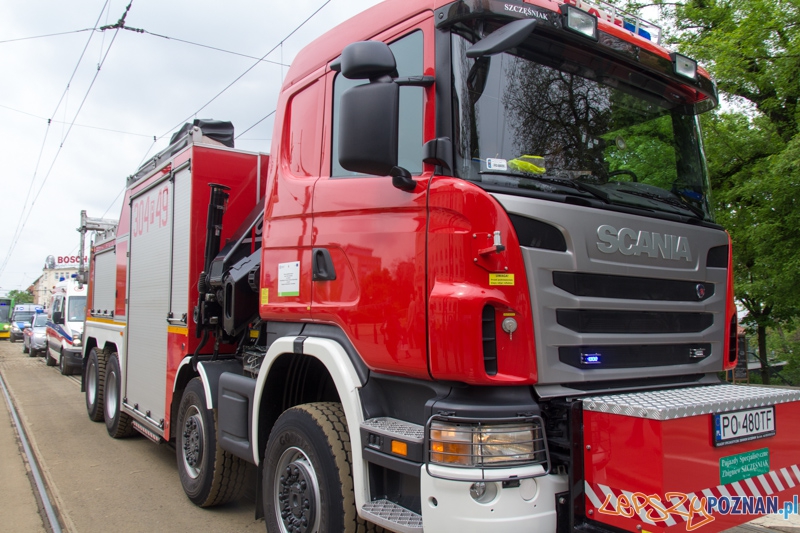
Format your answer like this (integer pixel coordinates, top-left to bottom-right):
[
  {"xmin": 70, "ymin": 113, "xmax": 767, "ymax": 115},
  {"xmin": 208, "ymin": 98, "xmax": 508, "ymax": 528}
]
[{"xmin": 278, "ymin": 262, "xmax": 300, "ymax": 297}]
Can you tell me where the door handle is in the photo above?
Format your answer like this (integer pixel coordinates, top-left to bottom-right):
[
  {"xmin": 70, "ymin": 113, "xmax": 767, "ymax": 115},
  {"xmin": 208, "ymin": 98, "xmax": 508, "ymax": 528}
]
[{"xmin": 312, "ymin": 248, "xmax": 337, "ymax": 281}]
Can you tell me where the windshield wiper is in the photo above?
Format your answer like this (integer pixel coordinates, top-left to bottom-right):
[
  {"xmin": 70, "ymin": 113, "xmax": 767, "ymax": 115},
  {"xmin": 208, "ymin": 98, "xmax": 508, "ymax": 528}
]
[
  {"xmin": 480, "ymin": 171, "xmax": 610, "ymax": 203},
  {"xmin": 611, "ymin": 188, "xmax": 706, "ymax": 220}
]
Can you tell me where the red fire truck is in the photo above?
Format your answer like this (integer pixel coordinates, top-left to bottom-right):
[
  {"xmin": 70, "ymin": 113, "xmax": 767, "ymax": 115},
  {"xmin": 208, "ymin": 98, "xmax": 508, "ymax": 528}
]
[{"xmin": 80, "ymin": 0, "xmax": 800, "ymax": 531}]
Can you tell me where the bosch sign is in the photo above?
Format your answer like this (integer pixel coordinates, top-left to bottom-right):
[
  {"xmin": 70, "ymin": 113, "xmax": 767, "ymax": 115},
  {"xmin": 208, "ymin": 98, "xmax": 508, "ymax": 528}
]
[{"xmin": 45, "ymin": 255, "xmax": 89, "ymax": 268}]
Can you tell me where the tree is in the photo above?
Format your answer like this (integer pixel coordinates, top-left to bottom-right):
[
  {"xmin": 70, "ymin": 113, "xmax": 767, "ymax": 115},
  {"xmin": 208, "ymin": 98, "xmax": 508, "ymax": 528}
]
[
  {"xmin": 621, "ymin": 0, "xmax": 800, "ymax": 383},
  {"xmin": 8, "ymin": 289, "xmax": 33, "ymax": 304}
]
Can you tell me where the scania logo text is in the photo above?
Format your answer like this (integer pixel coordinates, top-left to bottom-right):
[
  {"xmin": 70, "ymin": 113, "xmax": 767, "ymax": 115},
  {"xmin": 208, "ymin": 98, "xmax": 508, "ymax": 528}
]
[{"xmin": 596, "ymin": 224, "xmax": 692, "ymax": 261}]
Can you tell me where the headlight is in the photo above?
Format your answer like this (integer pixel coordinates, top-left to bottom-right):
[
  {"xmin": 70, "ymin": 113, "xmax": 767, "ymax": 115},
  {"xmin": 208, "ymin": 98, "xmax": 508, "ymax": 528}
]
[
  {"xmin": 71, "ymin": 331, "xmax": 82, "ymax": 347},
  {"xmin": 11, "ymin": 324, "xmax": 20, "ymax": 333},
  {"xmin": 429, "ymin": 419, "xmax": 547, "ymax": 468}
]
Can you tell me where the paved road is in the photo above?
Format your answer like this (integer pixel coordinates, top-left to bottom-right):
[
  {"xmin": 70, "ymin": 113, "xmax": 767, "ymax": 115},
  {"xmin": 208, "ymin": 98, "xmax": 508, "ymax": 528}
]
[
  {"xmin": 0, "ymin": 340, "xmax": 262, "ymax": 533},
  {"xmin": 1, "ymin": 340, "xmax": 798, "ymax": 532}
]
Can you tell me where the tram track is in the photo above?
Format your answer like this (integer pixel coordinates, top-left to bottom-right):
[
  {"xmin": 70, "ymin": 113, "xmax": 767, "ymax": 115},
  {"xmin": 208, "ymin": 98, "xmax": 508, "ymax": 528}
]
[{"xmin": 0, "ymin": 366, "xmax": 63, "ymax": 533}]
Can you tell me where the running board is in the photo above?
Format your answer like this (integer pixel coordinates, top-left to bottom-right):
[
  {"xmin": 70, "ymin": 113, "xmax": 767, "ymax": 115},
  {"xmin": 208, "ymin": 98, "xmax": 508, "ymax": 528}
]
[
  {"xmin": 362, "ymin": 500, "xmax": 423, "ymax": 533},
  {"xmin": 132, "ymin": 421, "xmax": 163, "ymax": 443}
]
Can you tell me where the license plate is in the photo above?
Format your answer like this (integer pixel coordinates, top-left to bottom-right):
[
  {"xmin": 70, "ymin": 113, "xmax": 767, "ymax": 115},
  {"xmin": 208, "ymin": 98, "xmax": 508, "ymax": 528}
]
[{"xmin": 713, "ymin": 406, "xmax": 776, "ymax": 447}]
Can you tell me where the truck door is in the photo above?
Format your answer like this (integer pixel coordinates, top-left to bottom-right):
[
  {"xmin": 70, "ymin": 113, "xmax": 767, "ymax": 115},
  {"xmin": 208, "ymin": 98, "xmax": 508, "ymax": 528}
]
[
  {"xmin": 312, "ymin": 22, "xmax": 433, "ymax": 379},
  {"xmin": 126, "ymin": 177, "xmax": 172, "ymax": 429}
]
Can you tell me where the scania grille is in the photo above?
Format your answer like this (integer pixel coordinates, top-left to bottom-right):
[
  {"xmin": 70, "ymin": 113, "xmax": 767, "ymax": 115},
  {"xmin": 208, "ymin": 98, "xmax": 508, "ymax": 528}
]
[
  {"xmin": 553, "ymin": 272, "xmax": 714, "ymax": 302},
  {"xmin": 556, "ymin": 309, "xmax": 713, "ymax": 334},
  {"xmin": 492, "ymin": 194, "xmax": 731, "ymax": 388}
]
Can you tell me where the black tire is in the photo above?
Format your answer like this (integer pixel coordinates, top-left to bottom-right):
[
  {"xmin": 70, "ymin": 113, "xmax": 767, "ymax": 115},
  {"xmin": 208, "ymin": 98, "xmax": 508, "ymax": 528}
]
[
  {"xmin": 23, "ymin": 342, "xmax": 29, "ymax": 354},
  {"xmin": 104, "ymin": 353, "xmax": 134, "ymax": 438},
  {"xmin": 59, "ymin": 350, "xmax": 70, "ymax": 375},
  {"xmin": 264, "ymin": 402, "xmax": 367, "ymax": 533},
  {"xmin": 10, "ymin": 337, "xmax": 16, "ymax": 343},
  {"xmin": 45, "ymin": 346, "xmax": 56, "ymax": 366},
  {"xmin": 85, "ymin": 348, "xmax": 105, "ymax": 422},
  {"xmin": 176, "ymin": 377, "xmax": 248, "ymax": 507}
]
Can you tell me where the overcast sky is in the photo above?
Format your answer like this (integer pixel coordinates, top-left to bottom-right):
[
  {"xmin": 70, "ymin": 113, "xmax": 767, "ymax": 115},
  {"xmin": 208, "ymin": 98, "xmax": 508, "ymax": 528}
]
[{"xmin": 0, "ymin": 0, "xmax": 382, "ymax": 295}]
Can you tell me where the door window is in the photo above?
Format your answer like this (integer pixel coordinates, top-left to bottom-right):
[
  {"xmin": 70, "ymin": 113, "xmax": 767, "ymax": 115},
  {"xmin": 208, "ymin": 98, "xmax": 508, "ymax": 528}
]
[{"xmin": 331, "ymin": 30, "xmax": 424, "ymax": 177}]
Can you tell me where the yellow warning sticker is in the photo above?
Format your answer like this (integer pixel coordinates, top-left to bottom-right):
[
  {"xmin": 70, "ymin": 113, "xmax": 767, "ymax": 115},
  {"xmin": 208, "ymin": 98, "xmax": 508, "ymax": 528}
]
[
  {"xmin": 489, "ymin": 273, "xmax": 515, "ymax": 286},
  {"xmin": 260, "ymin": 288, "xmax": 269, "ymax": 305}
]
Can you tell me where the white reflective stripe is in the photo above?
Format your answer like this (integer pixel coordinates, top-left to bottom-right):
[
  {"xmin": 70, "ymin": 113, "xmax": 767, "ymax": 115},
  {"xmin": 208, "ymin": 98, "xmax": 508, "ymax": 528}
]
[
  {"xmin": 599, "ymin": 484, "xmax": 619, "ymax": 512},
  {"xmin": 620, "ymin": 490, "xmax": 655, "ymax": 525},
  {"xmin": 584, "ymin": 482, "xmax": 603, "ymax": 509},
  {"xmin": 792, "ymin": 465, "xmax": 800, "ymax": 482},
  {"xmin": 769, "ymin": 471, "xmax": 786, "ymax": 492},
  {"xmin": 730, "ymin": 481, "xmax": 748, "ymax": 498},
  {"xmin": 716, "ymin": 485, "xmax": 733, "ymax": 499},
  {"xmin": 745, "ymin": 477, "xmax": 762, "ymax": 499},
  {"xmin": 780, "ymin": 468, "xmax": 795, "ymax": 488},
  {"xmin": 757, "ymin": 475, "xmax": 774, "ymax": 494}
]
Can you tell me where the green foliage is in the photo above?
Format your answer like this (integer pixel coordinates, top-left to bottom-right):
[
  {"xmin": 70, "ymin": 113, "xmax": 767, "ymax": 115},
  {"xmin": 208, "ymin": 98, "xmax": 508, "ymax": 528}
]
[
  {"xmin": 7, "ymin": 289, "xmax": 33, "ymax": 304},
  {"xmin": 616, "ymin": 0, "xmax": 800, "ymax": 382}
]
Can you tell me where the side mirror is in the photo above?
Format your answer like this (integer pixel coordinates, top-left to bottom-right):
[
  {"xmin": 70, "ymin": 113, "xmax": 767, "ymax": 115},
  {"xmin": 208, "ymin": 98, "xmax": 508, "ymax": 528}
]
[
  {"xmin": 338, "ymin": 81, "xmax": 399, "ymax": 176},
  {"xmin": 337, "ymin": 41, "xmax": 400, "ymax": 177}
]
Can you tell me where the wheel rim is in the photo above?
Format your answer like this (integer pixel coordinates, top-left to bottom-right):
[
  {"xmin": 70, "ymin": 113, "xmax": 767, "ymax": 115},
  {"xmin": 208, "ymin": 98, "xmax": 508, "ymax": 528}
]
[
  {"xmin": 181, "ymin": 406, "xmax": 205, "ymax": 479},
  {"xmin": 87, "ymin": 359, "xmax": 97, "ymax": 406},
  {"xmin": 105, "ymin": 368, "xmax": 118, "ymax": 421},
  {"xmin": 273, "ymin": 447, "xmax": 321, "ymax": 533}
]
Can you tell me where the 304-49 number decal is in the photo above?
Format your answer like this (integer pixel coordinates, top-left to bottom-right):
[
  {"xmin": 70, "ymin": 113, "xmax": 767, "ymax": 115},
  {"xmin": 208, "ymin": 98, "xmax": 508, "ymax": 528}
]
[{"xmin": 132, "ymin": 185, "xmax": 169, "ymax": 237}]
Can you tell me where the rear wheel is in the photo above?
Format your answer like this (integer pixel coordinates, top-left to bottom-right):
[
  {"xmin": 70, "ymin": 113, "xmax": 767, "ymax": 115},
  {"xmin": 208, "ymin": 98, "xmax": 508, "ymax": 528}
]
[
  {"xmin": 23, "ymin": 342, "xmax": 29, "ymax": 354},
  {"xmin": 264, "ymin": 402, "xmax": 364, "ymax": 533},
  {"xmin": 176, "ymin": 377, "xmax": 247, "ymax": 507},
  {"xmin": 85, "ymin": 348, "xmax": 105, "ymax": 422},
  {"xmin": 104, "ymin": 353, "xmax": 134, "ymax": 438}
]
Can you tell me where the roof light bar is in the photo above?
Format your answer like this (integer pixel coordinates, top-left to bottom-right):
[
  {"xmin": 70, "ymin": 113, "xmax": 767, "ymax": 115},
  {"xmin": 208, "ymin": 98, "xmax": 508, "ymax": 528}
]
[
  {"xmin": 561, "ymin": 4, "xmax": 598, "ymax": 40},
  {"xmin": 671, "ymin": 52, "xmax": 698, "ymax": 80}
]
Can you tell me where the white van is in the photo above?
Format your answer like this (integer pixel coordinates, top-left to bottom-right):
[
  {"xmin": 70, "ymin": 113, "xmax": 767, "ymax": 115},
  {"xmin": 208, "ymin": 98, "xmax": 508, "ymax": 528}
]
[{"xmin": 46, "ymin": 277, "xmax": 87, "ymax": 375}]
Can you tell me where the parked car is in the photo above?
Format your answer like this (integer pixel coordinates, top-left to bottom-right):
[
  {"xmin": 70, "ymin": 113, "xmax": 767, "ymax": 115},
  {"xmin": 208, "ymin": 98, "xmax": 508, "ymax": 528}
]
[
  {"xmin": 23, "ymin": 312, "xmax": 48, "ymax": 357},
  {"xmin": 10, "ymin": 303, "xmax": 44, "ymax": 342}
]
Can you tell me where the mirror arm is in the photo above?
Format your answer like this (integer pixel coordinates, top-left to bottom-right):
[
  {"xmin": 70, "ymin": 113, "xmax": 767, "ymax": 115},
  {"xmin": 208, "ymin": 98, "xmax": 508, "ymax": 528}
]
[
  {"xmin": 395, "ymin": 75, "xmax": 435, "ymax": 87},
  {"xmin": 390, "ymin": 166, "xmax": 416, "ymax": 192}
]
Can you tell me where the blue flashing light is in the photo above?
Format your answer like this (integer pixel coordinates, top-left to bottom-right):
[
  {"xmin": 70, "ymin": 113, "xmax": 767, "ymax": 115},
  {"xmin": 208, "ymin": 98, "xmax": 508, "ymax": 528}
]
[{"xmin": 581, "ymin": 353, "xmax": 602, "ymax": 365}]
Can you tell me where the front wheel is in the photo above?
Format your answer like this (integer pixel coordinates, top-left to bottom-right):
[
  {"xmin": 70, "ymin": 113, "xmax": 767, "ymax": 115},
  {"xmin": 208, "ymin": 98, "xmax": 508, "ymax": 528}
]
[
  {"xmin": 23, "ymin": 342, "xmax": 29, "ymax": 354},
  {"xmin": 85, "ymin": 348, "xmax": 106, "ymax": 422},
  {"xmin": 264, "ymin": 402, "xmax": 363, "ymax": 533},
  {"xmin": 45, "ymin": 346, "xmax": 56, "ymax": 366},
  {"xmin": 104, "ymin": 353, "xmax": 134, "ymax": 438},
  {"xmin": 176, "ymin": 377, "xmax": 247, "ymax": 507},
  {"xmin": 59, "ymin": 350, "xmax": 71, "ymax": 375}
]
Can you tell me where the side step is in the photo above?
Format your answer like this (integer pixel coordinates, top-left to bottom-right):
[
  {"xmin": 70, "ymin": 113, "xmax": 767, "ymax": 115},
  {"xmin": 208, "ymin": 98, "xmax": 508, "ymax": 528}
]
[
  {"xmin": 362, "ymin": 499, "xmax": 423, "ymax": 533},
  {"xmin": 361, "ymin": 417, "xmax": 424, "ymax": 443},
  {"xmin": 132, "ymin": 421, "xmax": 163, "ymax": 443}
]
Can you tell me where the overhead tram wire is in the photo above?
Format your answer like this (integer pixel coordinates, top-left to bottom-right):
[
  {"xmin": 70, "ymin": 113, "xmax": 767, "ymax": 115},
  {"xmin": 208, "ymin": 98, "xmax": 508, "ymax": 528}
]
[
  {"xmin": 0, "ymin": 28, "xmax": 94, "ymax": 44},
  {"xmin": 236, "ymin": 110, "xmax": 276, "ymax": 140},
  {"xmin": 157, "ymin": 0, "xmax": 333, "ymax": 141},
  {"xmin": 0, "ymin": 0, "xmax": 112, "ymax": 279},
  {"xmin": 0, "ymin": 2, "xmax": 128, "ymax": 280}
]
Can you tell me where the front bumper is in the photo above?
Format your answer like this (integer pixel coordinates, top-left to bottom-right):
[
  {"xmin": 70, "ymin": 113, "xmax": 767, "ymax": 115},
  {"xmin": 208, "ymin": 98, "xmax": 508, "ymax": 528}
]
[
  {"xmin": 30, "ymin": 338, "xmax": 47, "ymax": 351},
  {"xmin": 62, "ymin": 346, "xmax": 83, "ymax": 368},
  {"xmin": 10, "ymin": 330, "xmax": 23, "ymax": 341}
]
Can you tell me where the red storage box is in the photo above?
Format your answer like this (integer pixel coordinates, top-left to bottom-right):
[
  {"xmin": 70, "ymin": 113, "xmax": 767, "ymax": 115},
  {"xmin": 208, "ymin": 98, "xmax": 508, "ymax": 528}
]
[{"xmin": 582, "ymin": 385, "xmax": 800, "ymax": 532}]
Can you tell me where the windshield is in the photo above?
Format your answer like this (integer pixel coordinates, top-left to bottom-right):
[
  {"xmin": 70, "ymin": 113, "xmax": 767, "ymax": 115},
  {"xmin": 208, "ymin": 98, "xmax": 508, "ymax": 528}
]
[
  {"xmin": 33, "ymin": 314, "xmax": 48, "ymax": 327},
  {"xmin": 0, "ymin": 306, "xmax": 9, "ymax": 323},
  {"xmin": 67, "ymin": 296, "xmax": 86, "ymax": 322},
  {"xmin": 451, "ymin": 29, "xmax": 714, "ymax": 222},
  {"xmin": 14, "ymin": 311, "xmax": 35, "ymax": 323}
]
